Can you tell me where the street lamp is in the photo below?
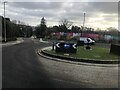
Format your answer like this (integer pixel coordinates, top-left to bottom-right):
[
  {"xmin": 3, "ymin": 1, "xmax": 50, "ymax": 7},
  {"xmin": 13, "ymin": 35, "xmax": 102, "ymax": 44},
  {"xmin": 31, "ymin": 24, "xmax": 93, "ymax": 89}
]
[
  {"xmin": 81, "ymin": 12, "xmax": 86, "ymax": 36},
  {"xmin": 3, "ymin": 1, "xmax": 7, "ymax": 42}
]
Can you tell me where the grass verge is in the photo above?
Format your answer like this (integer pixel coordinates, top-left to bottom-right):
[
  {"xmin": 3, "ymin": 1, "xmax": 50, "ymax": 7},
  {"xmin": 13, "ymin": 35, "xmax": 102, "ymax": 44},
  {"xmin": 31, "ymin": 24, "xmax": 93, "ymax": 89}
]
[{"xmin": 44, "ymin": 46, "xmax": 119, "ymax": 61}]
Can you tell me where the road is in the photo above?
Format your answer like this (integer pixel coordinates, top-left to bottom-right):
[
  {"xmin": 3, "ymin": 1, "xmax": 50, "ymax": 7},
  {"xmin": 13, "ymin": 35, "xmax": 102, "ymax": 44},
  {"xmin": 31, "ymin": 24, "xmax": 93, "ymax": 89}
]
[{"xmin": 2, "ymin": 38, "xmax": 119, "ymax": 88}]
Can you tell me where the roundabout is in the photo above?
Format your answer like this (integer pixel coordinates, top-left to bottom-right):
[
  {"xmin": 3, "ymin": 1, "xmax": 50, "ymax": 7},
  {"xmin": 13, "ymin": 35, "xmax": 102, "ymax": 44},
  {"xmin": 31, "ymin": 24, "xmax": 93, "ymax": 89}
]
[
  {"xmin": 37, "ymin": 45, "xmax": 119, "ymax": 67},
  {"xmin": 36, "ymin": 41, "xmax": 119, "ymax": 88}
]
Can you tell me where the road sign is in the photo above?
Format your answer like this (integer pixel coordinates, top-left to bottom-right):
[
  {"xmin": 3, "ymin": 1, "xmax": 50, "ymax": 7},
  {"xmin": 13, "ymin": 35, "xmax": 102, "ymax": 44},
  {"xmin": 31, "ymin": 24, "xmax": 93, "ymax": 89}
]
[{"xmin": 55, "ymin": 42, "xmax": 77, "ymax": 53}]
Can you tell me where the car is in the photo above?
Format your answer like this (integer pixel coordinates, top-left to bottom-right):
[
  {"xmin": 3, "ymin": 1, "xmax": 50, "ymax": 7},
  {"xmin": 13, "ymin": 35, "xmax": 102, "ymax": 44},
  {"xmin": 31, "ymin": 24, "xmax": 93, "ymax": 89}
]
[{"xmin": 77, "ymin": 37, "xmax": 95, "ymax": 46}]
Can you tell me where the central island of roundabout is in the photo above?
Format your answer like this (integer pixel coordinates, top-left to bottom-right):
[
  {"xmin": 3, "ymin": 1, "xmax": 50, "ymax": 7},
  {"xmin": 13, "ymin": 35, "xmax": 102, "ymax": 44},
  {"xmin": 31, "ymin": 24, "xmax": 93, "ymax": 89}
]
[{"xmin": 38, "ymin": 41, "xmax": 120, "ymax": 65}]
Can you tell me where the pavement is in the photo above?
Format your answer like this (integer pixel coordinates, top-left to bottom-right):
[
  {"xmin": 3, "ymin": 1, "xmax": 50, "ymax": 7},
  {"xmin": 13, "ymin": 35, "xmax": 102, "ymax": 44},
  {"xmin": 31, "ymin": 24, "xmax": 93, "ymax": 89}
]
[
  {"xmin": 39, "ymin": 38, "xmax": 49, "ymax": 43},
  {"xmin": 0, "ymin": 38, "xmax": 24, "ymax": 47},
  {"xmin": 2, "ymin": 38, "xmax": 119, "ymax": 88}
]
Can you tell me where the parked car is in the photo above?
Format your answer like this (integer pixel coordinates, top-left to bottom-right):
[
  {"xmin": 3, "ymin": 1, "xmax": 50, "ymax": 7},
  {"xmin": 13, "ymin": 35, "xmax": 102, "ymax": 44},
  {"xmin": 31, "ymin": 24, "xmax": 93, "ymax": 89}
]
[{"xmin": 77, "ymin": 37, "xmax": 95, "ymax": 46}]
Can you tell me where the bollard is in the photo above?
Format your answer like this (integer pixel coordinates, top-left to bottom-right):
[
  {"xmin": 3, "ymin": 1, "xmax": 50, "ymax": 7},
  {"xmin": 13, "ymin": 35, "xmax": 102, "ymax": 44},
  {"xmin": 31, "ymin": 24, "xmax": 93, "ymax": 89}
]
[{"xmin": 52, "ymin": 42, "xmax": 54, "ymax": 51}]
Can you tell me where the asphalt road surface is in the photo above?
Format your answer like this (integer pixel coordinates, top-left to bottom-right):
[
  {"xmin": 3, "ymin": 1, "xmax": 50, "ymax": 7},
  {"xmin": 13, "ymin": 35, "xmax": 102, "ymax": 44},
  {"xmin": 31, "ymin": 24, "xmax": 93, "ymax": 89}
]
[{"xmin": 2, "ymin": 38, "xmax": 119, "ymax": 88}]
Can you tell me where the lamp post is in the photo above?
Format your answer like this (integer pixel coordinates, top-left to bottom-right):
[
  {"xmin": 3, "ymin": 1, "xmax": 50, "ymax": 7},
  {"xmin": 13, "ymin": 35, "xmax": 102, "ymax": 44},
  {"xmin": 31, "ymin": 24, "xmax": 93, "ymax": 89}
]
[
  {"xmin": 81, "ymin": 12, "xmax": 86, "ymax": 36},
  {"xmin": 3, "ymin": 1, "xmax": 7, "ymax": 42}
]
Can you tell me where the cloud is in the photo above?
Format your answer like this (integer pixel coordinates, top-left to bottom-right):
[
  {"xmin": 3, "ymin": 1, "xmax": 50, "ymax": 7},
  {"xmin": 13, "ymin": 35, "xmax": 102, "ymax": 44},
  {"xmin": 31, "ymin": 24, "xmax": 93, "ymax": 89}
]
[
  {"xmin": 8, "ymin": 2, "xmax": 63, "ymax": 10},
  {"xmin": 0, "ymin": 2, "xmax": 118, "ymax": 29},
  {"xmin": 87, "ymin": 2, "xmax": 118, "ymax": 14}
]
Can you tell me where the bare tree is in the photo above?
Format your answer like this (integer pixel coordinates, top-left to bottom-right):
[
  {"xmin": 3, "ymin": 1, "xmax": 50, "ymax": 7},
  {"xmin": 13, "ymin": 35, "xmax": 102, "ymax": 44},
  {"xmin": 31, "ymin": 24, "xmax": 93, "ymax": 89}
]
[{"xmin": 59, "ymin": 18, "xmax": 73, "ymax": 29}]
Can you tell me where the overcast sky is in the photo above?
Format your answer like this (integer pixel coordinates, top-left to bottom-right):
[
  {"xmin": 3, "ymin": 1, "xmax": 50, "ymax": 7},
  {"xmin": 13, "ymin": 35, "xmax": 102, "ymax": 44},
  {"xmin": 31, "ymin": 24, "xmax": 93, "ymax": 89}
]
[{"xmin": 0, "ymin": 0, "xmax": 119, "ymax": 30}]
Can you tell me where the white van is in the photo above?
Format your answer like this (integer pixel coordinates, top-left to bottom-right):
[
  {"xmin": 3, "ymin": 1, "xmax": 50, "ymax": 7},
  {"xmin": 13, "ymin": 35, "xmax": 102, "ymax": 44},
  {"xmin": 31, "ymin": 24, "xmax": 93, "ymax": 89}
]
[{"xmin": 78, "ymin": 37, "xmax": 95, "ymax": 45}]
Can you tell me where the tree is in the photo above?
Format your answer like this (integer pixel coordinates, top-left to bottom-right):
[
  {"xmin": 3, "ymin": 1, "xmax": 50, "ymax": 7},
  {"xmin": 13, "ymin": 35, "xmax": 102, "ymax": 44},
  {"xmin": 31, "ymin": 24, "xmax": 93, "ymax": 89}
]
[
  {"xmin": 71, "ymin": 26, "xmax": 81, "ymax": 33},
  {"xmin": 52, "ymin": 26, "xmax": 59, "ymax": 32},
  {"xmin": 107, "ymin": 27, "xmax": 118, "ymax": 36},
  {"xmin": 59, "ymin": 18, "xmax": 73, "ymax": 32},
  {"xmin": 58, "ymin": 25, "xmax": 68, "ymax": 32},
  {"xmin": 34, "ymin": 17, "xmax": 47, "ymax": 38},
  {"xmin": 35, "ymin": 25, "xmax": 41, "ymax": 38},
  {"xmin": 2, "ymin": 17, "xmax": 17, "ymax": 42},
  {"xmin": 40, "ymin": 17, "xmax": 47, "ymax": 38}
]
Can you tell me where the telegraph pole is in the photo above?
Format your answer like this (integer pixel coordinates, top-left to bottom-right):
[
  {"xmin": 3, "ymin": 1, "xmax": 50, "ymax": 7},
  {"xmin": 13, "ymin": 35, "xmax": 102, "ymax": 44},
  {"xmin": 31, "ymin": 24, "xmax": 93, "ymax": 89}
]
[{"xmin": 4, "ymin": 1, "xmax": 7, "ymax": 42}]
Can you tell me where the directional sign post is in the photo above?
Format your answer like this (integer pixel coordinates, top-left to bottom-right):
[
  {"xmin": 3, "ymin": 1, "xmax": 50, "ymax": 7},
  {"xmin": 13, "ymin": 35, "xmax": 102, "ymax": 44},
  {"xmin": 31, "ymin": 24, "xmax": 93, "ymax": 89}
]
[
  {"xmin": 52, "ymin": 42, "xmax": 55, "ymax": 51},
  {"xmin": 55, "ymin": 42, "xmax": 77, "ymax": 53}
]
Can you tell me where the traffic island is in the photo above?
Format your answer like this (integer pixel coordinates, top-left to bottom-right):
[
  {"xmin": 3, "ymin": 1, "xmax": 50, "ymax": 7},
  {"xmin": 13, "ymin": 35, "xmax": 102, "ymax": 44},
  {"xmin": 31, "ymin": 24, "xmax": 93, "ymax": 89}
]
[{"xmin": 39, "ymin": 46, "xmax": 119, "ymax": 64}]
